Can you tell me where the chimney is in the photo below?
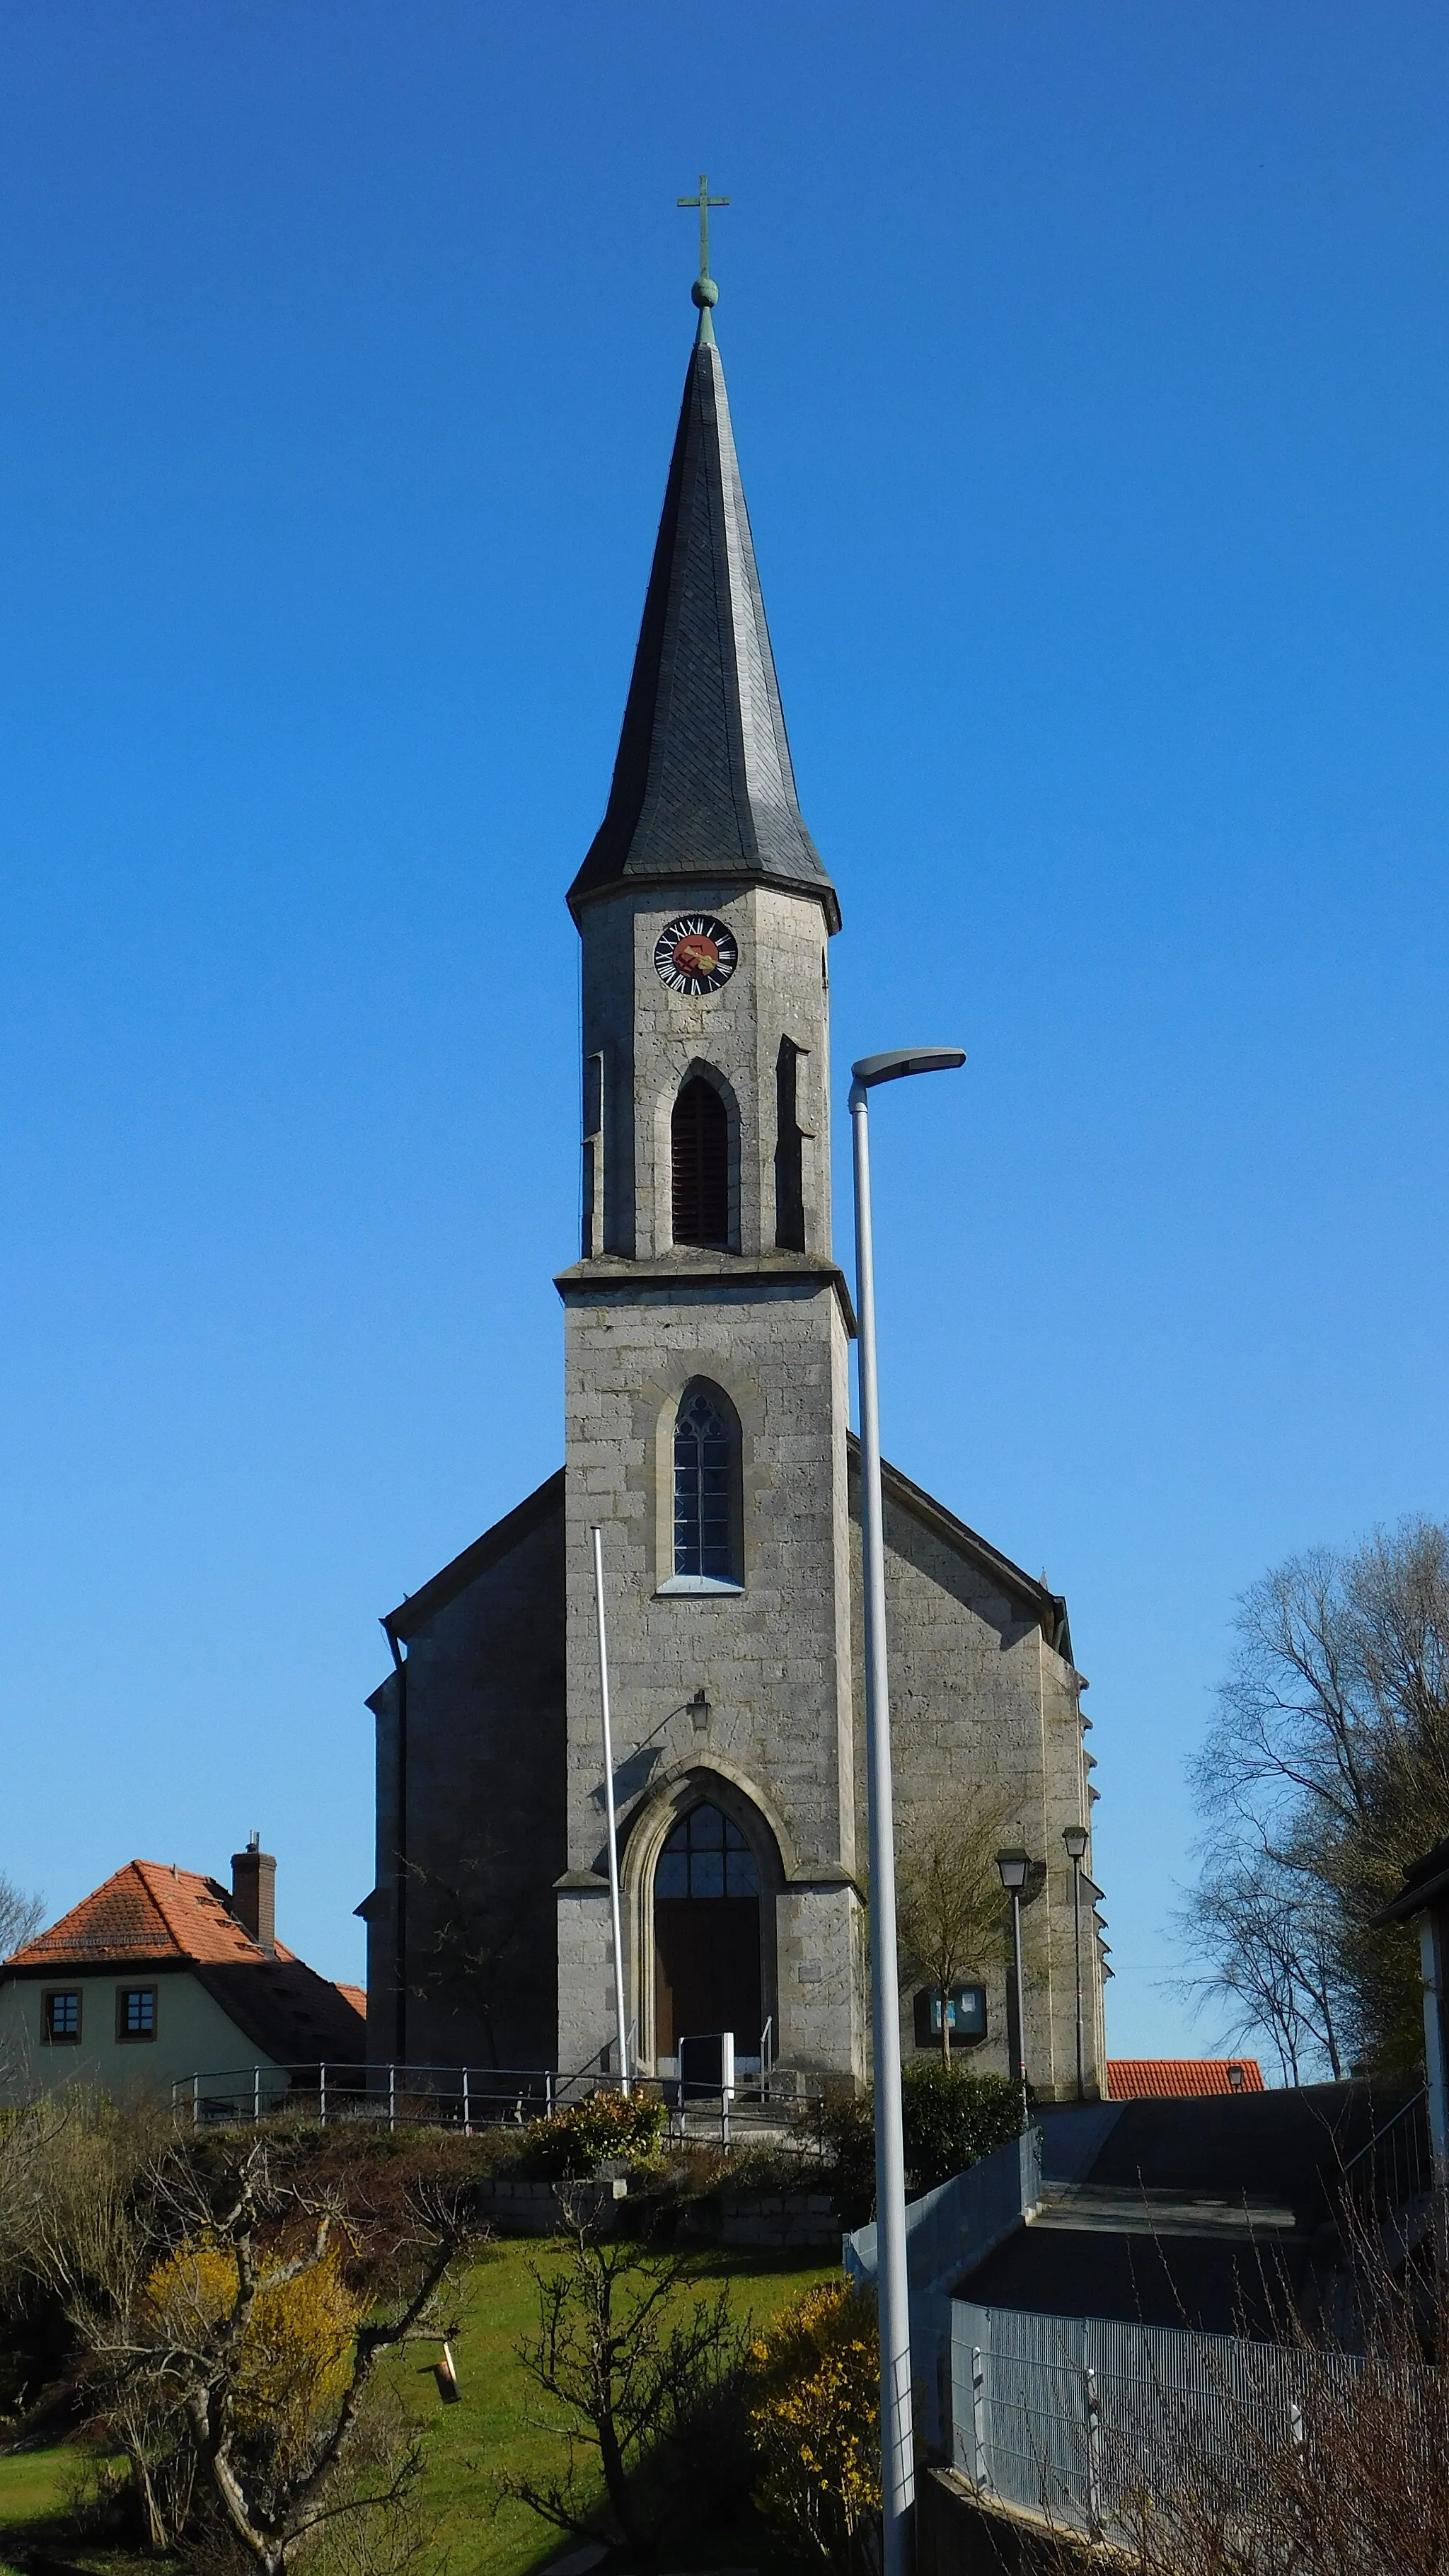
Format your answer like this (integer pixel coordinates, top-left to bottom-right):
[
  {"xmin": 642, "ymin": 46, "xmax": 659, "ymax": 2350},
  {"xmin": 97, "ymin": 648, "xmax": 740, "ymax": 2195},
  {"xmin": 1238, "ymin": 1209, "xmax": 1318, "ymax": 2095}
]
[{"xmin": 231, "ymin": 1833, "xmax": 277, "ymax": 1953}]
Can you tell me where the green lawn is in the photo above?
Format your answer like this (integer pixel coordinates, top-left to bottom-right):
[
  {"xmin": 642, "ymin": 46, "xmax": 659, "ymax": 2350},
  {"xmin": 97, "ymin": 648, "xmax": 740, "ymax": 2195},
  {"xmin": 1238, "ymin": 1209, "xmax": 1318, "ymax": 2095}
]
[
  {"xmin": 0, "ymin": 2444, "xmax": 154, "ymax": 2575},
  {"xmin": 398, "ymin": 2237, "xmax": 838, "ymax": 2576},
  {"xmin": 0, "ymin": 2237, "xmax": 838, "ymax": 2575}
]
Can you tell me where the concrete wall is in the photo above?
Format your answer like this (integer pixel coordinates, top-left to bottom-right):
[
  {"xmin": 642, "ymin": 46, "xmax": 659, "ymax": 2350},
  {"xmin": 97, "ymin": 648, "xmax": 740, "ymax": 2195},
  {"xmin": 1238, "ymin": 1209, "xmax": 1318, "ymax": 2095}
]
[{"xmin": 0, "ymin": 1968, "xmax": 277, "ymax": 2110}]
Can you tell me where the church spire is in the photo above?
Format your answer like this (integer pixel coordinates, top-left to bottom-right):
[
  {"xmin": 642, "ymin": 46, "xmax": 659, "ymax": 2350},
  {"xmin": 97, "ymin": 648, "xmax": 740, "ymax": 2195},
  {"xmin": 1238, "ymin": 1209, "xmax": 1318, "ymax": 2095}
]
[{"xmin": 567, "ymin": 277, "xmax": 841, "ymax": 933}]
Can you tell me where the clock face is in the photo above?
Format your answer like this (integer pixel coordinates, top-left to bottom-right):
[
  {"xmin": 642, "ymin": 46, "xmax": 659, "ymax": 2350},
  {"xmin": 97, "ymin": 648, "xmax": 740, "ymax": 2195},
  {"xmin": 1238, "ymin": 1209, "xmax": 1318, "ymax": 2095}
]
[{"xmin": 652, "ymin": 913, "xmax": 739, "ymax": 998}]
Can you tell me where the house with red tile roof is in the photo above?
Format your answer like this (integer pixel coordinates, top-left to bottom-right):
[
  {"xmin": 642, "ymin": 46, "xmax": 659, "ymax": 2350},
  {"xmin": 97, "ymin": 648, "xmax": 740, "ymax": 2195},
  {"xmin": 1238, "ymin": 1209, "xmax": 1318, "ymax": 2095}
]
[
  {"xmin": 1106, "ymin": 2056, "xmax": 1265, "ymax": 2100},
  {"xmin": 0, "ymin": 1842, "xmax": 364, "ymax": 2107}
]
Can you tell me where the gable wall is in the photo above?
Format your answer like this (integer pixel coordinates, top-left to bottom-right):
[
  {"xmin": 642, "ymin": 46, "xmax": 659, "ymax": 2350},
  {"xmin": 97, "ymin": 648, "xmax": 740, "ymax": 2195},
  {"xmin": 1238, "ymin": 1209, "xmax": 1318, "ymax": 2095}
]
[
  {"xmin": 0, "ymin": 1968, "xmax": 280, "ymax": 2110},
  {"xmin": 370, "ymin": 1498, "xmax": 567, "ymax": 2073},
  {"xmin": 850, "ymin": 1472, "xmax": 1101, "ymax": 2101}
]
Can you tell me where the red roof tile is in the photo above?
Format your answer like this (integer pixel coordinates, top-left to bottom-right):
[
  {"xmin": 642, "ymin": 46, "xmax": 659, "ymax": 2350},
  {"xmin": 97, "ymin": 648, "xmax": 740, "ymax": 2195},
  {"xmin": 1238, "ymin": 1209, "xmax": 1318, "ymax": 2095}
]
[
  {"xmin": 6, "ymin": 1861, "xmax": 290, "ymax": 1969},
  {"xmin": 4, "ymin": 1861, "xmax": 368, "ymax": 2069},
  {"xmin": 1106, "ymin": 2057, "xmax": 1266, "ymax": 2100}
]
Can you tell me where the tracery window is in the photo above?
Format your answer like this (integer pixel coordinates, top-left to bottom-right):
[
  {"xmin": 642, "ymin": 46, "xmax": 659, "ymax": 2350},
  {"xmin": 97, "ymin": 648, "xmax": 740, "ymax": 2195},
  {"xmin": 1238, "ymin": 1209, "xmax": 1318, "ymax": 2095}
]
[
  {"xmin": 655, "ymin": 1804, "xmax": 760, "ymax": 1899},
  {"xmin": 671, "ymin": 1076, "xmax": 730, "ymax": 1248},
  {"xmin": 672, "ymin": 1381, "xmax": 741, "ymax": 1586}
]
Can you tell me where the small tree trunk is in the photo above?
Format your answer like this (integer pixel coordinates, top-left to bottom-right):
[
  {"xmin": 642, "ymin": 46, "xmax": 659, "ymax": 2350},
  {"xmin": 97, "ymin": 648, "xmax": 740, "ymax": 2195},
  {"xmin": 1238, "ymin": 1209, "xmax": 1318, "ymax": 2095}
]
[
  {"xmin": 134, "ymin": 2455, "xmax": 168, "ymax": 2552},
  {"xmin": 940, "ymin": 1981, "xmax": 952, "ymax": 2067},
  {"xmin": 598, "ymin": 2414, "xmax": 645, "ymax": 2558}
]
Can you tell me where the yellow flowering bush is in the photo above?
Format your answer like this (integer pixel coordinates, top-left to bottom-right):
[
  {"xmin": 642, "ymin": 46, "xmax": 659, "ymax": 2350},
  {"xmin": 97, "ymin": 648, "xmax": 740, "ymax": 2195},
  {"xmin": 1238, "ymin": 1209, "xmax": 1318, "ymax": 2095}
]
[
  {"xmin": 746, "ymin": 2280, "xmax": 880, "ymax": 2573},
  {"xmin": 144, "ymin": 2234, "xmax": 364, "ymax": 2471}
]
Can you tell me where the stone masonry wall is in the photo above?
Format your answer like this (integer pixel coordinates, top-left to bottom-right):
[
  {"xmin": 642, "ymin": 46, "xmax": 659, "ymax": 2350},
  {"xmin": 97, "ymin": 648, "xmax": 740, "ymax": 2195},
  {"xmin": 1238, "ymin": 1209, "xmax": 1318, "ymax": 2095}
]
[
  {"xmin": 367, "ymin": 1502, "xmax": 567, "ymax": 2074},
  {"xmin": 848, "ymin": 1458, "xmax": 1101, "ymax": 2102},
  {"xmin": 560, "ymin": 1271, "xmax": 860, "ymax": 2081},
  {"xmin": 580, "ymin": 882, "xmax": 833, "ymax": 1263}
]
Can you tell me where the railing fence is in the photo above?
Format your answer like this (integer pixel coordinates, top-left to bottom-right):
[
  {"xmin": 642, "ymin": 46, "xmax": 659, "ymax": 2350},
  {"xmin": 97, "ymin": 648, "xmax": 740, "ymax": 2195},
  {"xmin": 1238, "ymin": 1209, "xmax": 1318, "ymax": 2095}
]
[
  {"xmin": 173, "ymin": 2060, "xmax": 817, "ymax": 2140},
  {"xmin": 1341, "ymin": 2084, "xmax": 1433, "ymax": 2228},
  {"xmin": 951, "ymin": 2299, "xmax": 1361, "ymax": 2541}
]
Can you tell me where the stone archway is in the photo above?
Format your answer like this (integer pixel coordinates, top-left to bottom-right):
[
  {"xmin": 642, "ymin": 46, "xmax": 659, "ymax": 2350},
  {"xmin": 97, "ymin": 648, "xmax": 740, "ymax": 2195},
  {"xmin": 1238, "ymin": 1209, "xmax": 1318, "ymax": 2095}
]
[{"xmin": 624, "ymin": 1774, "xmax": 781, "ymax": 2074}]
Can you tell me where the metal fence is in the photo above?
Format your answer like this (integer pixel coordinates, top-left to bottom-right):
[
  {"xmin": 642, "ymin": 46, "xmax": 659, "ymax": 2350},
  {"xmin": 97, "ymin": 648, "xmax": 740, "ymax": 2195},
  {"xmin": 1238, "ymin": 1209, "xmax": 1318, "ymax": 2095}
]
[
  {"xmin": 951, "ymin": 2298, "xmax": 1361, "ymax": 2541},
  {"xmin": 171, "ymin": 2061, "xmax": 817, "ymax": 2143}
]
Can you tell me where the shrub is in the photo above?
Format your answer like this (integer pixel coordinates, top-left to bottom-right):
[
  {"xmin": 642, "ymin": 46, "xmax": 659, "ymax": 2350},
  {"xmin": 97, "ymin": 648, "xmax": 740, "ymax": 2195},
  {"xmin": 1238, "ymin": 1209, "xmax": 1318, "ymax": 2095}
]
[
  {"xmin": 746, "ymin": 2279, "xmax": 879, "ymax": 2574},
  {"xmin": 814, "ymin": 2067, "xmax": 1025, "ymax": 2222},
  {"xmin": 520, "ymin": 2091, "xmax": 669, "ymax": 2179},
  {"xmin": 144, "ymin": 2234, "xmax": 364, "ymax": 2473},
  {"xmin": 900, "ymin": 2064, "xmax": 1024, "ymax": 2194}
]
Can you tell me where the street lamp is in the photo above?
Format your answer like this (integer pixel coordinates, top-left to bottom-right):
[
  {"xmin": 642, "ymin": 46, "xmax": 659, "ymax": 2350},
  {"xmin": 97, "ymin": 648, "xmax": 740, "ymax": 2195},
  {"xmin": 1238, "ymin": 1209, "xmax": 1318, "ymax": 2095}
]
[
  {"xmin": 849, "ymin": 1043, "xmax": 965, "ymax": 2576},
  {"xmin": 995, "ymin": 1848, "xmax": 1032, "ymax": 2097},
  {"xmin": 1062, "ymin": 1823, "xmax": 1089, "ymax": 2102}
]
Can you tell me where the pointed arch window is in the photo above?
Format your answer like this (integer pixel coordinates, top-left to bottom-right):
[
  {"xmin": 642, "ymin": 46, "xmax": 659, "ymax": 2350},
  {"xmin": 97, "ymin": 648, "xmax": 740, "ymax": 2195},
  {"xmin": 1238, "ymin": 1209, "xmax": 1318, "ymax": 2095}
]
[
  {"xmin": 664, "ymin": 1380, "xmax": 743, "ymax": 1593},
  {"xmin": 671, "ymin": 1076, "xmax": 730, "ymax": 1249},
  {"xmin": 655, "ymin": 1805, "xmax": 760, "ymax": 1899}
]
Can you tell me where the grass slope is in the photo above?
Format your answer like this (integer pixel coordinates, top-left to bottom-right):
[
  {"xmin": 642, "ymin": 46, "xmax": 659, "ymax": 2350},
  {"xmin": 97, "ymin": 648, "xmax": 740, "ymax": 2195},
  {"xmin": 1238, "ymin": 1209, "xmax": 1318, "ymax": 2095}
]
[{"xmin": 0, "ymin": 2238, "xmax": 838, "ymax": 2576}]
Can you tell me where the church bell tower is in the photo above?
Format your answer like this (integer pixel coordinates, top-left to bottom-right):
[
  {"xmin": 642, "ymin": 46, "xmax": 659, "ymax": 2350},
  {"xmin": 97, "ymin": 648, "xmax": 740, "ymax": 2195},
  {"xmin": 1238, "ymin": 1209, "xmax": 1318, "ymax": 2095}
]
[{"xmin": 554, "ymin": 257, "xmax": 863, "ymax": 2083}]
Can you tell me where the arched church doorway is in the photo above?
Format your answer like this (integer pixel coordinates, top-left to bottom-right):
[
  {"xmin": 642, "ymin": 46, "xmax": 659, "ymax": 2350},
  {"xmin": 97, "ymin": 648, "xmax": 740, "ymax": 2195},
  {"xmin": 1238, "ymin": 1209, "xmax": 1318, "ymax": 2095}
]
[{"xmin": 654, "ymin": 1802, "xmax": 763, "ymax": 2062}]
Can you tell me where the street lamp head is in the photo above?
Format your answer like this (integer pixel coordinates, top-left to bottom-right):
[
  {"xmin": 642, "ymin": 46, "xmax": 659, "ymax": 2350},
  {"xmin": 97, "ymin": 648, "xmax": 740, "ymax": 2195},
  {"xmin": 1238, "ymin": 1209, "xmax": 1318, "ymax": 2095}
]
[
  {"xmin": 850, "ymin": 1046, "xmax": 966, "ymax": 1093},
  {"xmin": 1062, "ymin": 1824, "xmax": 1089, "ymax": 1862},
  {"xmin": 995, "ymin": 1847, "xmax": 1031, "ymax": 1894}
]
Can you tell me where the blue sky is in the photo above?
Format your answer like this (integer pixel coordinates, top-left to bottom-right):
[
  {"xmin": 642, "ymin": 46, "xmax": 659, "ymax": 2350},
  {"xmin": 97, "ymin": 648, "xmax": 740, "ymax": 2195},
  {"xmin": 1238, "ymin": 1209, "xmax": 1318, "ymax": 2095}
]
[{"xmin": 1, "ymin": 2, "xmax": 1445, "ymax": 2061}]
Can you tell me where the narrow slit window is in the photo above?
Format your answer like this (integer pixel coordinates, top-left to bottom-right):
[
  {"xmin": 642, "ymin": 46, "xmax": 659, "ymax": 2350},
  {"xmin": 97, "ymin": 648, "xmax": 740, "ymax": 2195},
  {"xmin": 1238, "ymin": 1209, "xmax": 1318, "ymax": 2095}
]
[
  {"xmin": 671, "ymin": 1078, "xmax": 729, "ymax": 1248},
  {"xmin": 673, "ymin": 1383, "xmax": 741, "ymax": 1583},
  {"xmin": 774, "ymin": 1039, "xmax": 805, "ymax": 1251}
]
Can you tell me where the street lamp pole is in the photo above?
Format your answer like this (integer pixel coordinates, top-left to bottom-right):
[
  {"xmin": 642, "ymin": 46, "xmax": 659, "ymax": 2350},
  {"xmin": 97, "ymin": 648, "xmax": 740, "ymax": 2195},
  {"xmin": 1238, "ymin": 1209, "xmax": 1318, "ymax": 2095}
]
[
  {"xmin": 1063, "ymin": 1825, "xmax": 1089, "ymax": 2103},
  {"xmin": 995, "ymin": 1848, "xmax": 1032, "ymax": 2098},
  {"xmin": 849, "ymin": 1045, "xmax": 965, "ymax": 2576}
]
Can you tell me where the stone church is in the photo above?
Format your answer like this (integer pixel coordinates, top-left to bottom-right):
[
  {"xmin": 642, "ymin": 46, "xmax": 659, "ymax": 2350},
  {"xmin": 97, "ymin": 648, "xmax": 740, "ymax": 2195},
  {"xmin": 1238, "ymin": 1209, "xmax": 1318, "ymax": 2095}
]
[{"xmin": 362, "ymin": 274, "xmax": 1107, "ymax": 2102}]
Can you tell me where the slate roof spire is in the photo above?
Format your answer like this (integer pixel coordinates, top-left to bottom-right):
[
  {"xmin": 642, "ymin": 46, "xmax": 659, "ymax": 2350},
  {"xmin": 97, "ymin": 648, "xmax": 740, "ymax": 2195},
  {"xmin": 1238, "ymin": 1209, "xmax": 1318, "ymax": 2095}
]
[{"xmin": 567, "ymin": 275, "xmax": 840, "ymax": 932}]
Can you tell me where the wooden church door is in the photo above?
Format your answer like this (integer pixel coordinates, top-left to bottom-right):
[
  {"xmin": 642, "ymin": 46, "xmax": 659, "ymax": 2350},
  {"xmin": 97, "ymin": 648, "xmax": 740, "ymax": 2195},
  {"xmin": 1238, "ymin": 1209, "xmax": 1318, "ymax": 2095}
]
[{"xmin": 653, "ymin": 1803, "xmax": 762, "ymax": 2058}]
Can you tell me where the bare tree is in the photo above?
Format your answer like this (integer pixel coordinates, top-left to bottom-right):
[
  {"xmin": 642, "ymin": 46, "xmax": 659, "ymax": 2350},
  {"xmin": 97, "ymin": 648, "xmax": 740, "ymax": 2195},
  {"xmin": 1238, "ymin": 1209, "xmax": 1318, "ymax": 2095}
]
[
  {"xmin": 97, "ymin": 2142, "xmax": 478, "ymax": 2575},
  {"xmin": 1124, "ymin": 2208, "xmax": 1449, "ymax": 2576},
  {"xmin": 1174, "ymin": 1852, "xmax": 1344, "ymax": 2084},
  {"xmin": 500, "ymin": 2197, "xmax": 749, "ymax": 2561},
  {"xmin": 0, "ymin": 2107, "xmax": 481, "ymax": 2575},
  {"xmin": 895, "ymin": 1803, "xmax": 1010, "ymax": 2065},
  {"xmin": 1187, "ymin": 1518, "xmax": 1449, "ymax": 2074},
  {"xmin": 0, "ymin": 1871, "xmax": 44, "ymax": 1960}
]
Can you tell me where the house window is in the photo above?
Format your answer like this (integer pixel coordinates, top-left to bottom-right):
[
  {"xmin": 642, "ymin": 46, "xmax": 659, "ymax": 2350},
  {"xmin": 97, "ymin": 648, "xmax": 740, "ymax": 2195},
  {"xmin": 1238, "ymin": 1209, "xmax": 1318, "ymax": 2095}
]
[
  {"xmin": 671, "ymin": 1382, "xmax": 742, "ymax": 1588},
  {"xmin": 43, "ymin": 1990, "xmax": 81, "ymax": 2044},
  {"xmin": 116, "ymin": 1987, "xmax": 157, "ymax": 2042},
  {"xmin": 671, "ymin": 1077, "xmax": 729, "ymax": 1248}
]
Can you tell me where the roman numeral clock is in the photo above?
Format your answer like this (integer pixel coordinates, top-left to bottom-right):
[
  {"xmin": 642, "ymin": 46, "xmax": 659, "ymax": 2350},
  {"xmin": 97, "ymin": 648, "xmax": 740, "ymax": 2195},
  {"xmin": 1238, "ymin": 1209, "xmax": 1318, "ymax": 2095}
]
[{"xmin": 653, "ymin": 913, "xmax": 739, "ymax": 997}]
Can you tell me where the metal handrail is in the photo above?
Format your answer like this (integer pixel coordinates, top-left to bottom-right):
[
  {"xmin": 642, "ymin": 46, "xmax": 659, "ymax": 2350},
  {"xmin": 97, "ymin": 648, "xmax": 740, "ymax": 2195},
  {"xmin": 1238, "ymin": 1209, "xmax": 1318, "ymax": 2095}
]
[
  {"xmin": 1341, "ymin": 2084, "xmax": 1429, "ymax": 2177},
  {"xmin": 171, "ymin": 2059, "xmax": 820, "ymax": 2134},
  {"xmin": 1340, "ymin": 2084, "xmax": 1433, "ymax": 2225}
]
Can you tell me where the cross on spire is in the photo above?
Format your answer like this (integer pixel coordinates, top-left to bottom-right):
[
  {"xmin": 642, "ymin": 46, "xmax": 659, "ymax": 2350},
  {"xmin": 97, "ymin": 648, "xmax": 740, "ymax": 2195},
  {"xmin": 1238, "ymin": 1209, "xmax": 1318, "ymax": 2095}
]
[{"xmin": 677, "ymin": 173, "xmax": 729, "ymax": 282}]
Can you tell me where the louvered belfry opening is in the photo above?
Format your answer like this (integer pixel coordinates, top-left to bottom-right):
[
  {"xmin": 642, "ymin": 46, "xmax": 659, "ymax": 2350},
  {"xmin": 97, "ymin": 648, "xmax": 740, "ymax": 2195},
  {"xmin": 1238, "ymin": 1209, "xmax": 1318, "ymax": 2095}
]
[{"xmin": 671, "ymin": 1076, "xmax": 729, "ymax": 1247}]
